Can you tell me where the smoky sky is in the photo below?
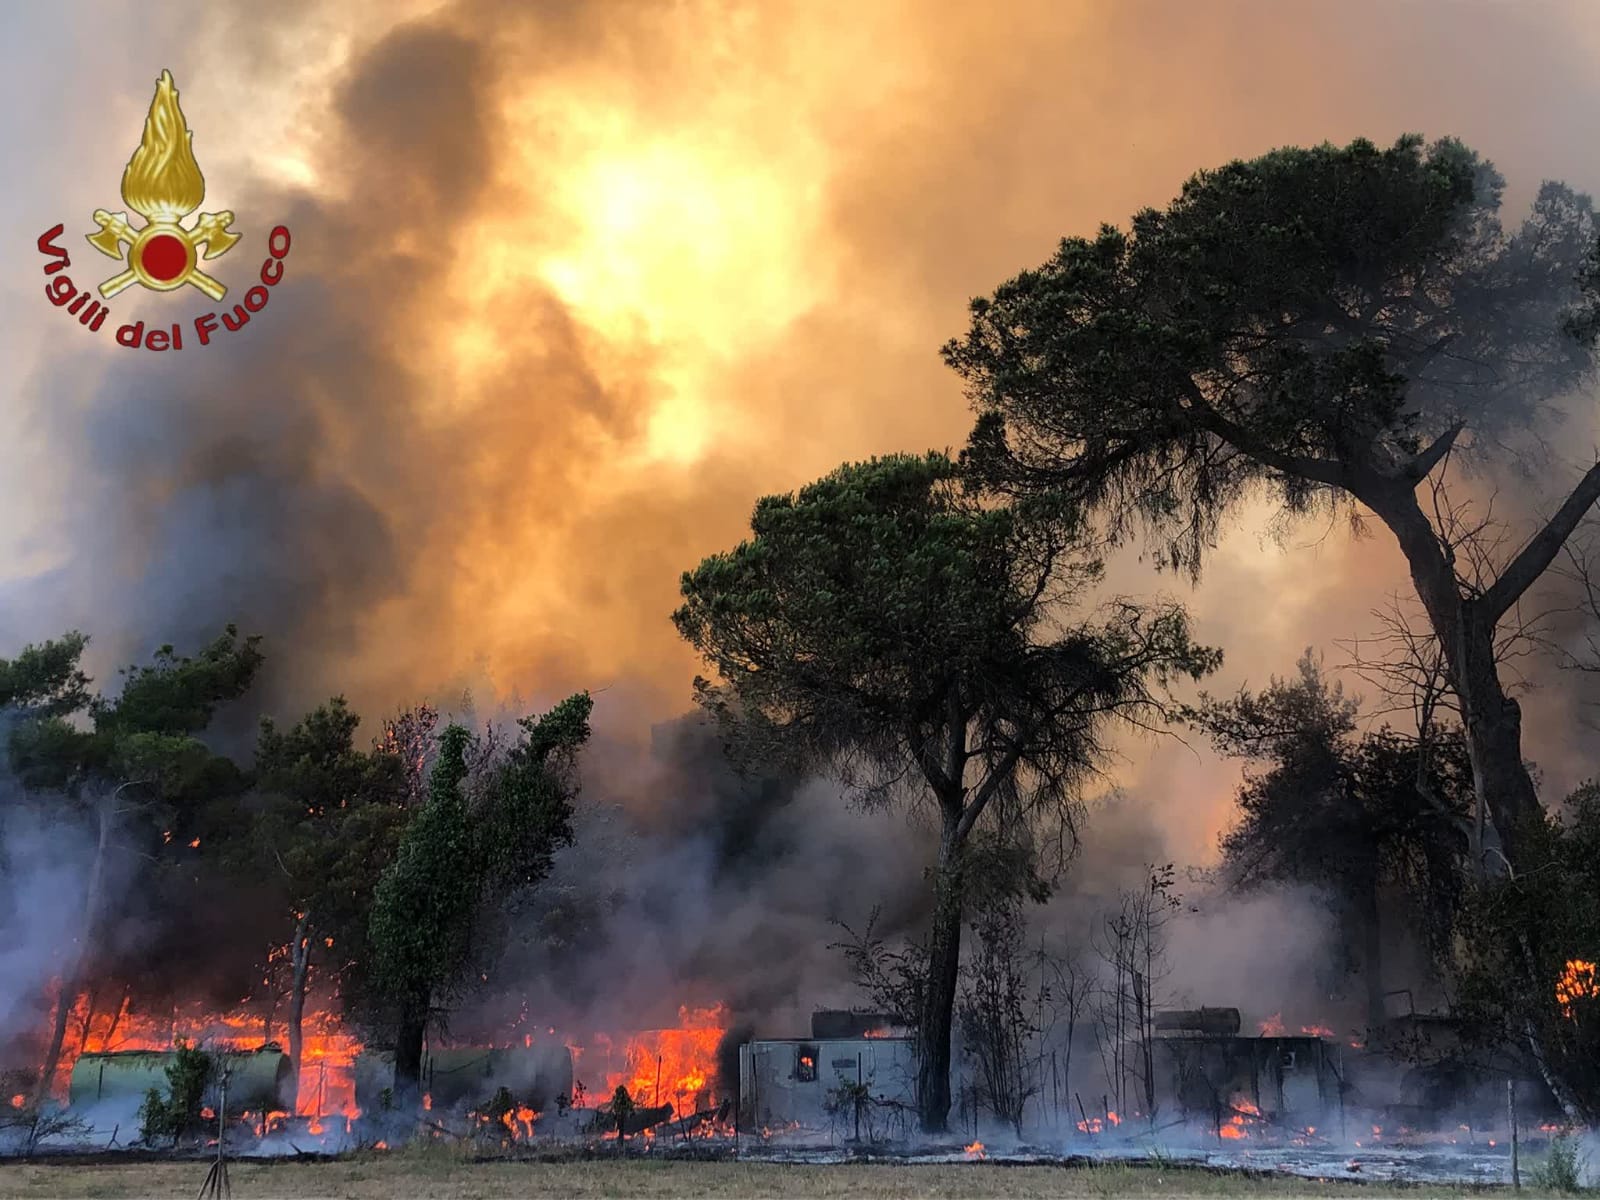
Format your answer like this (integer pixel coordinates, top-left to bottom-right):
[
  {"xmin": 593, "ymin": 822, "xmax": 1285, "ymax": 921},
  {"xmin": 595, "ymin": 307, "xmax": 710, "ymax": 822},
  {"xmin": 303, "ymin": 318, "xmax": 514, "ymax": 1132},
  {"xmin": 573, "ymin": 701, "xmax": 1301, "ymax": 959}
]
[{"xmin": 5, "ymin": 0, "xmax": 1600, "ymax": 864}]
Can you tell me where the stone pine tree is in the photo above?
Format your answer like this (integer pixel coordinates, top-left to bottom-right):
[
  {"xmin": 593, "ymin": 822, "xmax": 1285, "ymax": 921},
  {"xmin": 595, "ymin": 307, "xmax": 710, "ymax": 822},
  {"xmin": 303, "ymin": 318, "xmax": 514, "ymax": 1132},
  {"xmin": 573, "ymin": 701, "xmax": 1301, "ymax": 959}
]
[
  {"xmin": 946, "ymin": 134, "xmax": 1600, "ymax": 881},
  {"xmin": 366, "ymin": 693, "xmax": 591, "ymax": 1111},
  {"xmin": 944, "ymin": 135, "xmax": 1600, "ymax": 1114},
  {"xmin": 674, "ymin": 453, "xmax": 1218, "ymax": 1133},
  {"xmin": 0, "ymin": 626, "xmax": 264, "ymax": 1104}
]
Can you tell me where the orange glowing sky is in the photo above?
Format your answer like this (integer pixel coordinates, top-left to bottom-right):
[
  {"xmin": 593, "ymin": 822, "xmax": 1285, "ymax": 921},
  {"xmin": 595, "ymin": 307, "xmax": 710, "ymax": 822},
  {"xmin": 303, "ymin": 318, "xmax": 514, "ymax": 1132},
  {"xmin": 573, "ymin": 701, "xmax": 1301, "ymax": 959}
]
[{"xmin": 5, "ymin": 0, "xmax": 1600, "ymax": 855}]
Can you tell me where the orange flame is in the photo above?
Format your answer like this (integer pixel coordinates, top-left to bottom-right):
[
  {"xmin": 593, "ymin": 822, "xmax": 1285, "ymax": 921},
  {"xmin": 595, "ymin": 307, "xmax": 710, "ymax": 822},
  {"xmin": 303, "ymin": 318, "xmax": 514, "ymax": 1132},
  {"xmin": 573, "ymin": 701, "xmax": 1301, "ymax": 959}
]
[
  {"xmin": 46, "ymin": 991, "xmax": 362, "ymax": 1119},
  {"xmin": 1219, "ymin": 1094, "xmax": 1260, "ymax": 1140},
  {"xmin": 8, "ymin": 1094, "xmax": 24, "ymax": 1109},
  {"xmin": 1556, "ymin": 959, "xmax": 1597, "ymax": 1019},
  {"xmin": 965, "ymin": 1140, "xmax": 986, "ymax": 1158},
  {"xmin": 587, "ymin": 1004, "xmax": 726, "ymax": 1112},
  {"xmin": 1258, "ymin": 1014, "xmax": 1286, "ymax": 1036}
]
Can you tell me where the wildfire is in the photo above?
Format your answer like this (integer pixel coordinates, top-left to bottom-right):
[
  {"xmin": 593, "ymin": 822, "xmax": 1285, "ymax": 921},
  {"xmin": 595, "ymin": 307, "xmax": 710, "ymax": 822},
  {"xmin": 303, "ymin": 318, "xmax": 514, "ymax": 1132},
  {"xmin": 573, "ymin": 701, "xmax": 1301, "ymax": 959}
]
[
  {"xmin": 1075, "ymin": 1110, "xmax": 1119, "ymax": 1134},
  {"xmin": 965, "ymin": 1140, "xmax": 986, "ymax": 1158},
  {"xmin": 46, "ymin": 991, "xmax": 363, "ymax": 1118},
  {"xmin": 589, "ymin": 1004, "xmax": 726, "ymax": 1112},
  {"xmin": 1556, "ymin": 959, "xmax": 1598, "ymax": 1019},
  {"xmin": 8, "ymin": 1094, "xmax": 23, "ymax": 1109},
  {"xmin": 1219, "ymin": 1095, "xmax": 1261, "ymax": 1141},
  {"xmin": 1258, "ymin": 1014, "xmax": 1286, "ymax": 1036},
  {"xmin": 1299, "ymin": 1024, "xmax": 1334, "ymax": 1038}
]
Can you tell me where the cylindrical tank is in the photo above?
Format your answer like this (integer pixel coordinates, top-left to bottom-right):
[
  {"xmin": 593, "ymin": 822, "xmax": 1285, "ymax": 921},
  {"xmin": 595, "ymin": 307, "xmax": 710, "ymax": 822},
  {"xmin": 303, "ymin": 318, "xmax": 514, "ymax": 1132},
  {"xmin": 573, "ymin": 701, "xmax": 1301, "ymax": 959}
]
[
  {"xmin": 1153, "ymin": 1007, "xmax": 1242, "ymax": 1037},
  {"xmin": 68, "ymin": 1048, "xmax": 295, "ymax": 1112}
]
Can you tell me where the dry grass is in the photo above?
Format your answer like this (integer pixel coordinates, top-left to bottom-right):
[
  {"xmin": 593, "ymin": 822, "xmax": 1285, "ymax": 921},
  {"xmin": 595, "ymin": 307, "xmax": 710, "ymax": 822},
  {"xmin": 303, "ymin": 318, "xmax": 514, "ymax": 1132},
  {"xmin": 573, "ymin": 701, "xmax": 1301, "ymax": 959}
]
[{"xmin": 0, "ymin": 1151, "xmax": 1549, "ymax": 1200}]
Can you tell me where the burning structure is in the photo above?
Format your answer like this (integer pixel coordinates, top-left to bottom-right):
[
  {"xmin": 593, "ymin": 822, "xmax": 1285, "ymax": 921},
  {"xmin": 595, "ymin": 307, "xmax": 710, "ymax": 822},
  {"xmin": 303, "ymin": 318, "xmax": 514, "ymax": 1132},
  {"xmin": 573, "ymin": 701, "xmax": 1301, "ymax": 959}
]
[
  {"xmin": 352, "ymin": 1044, "xmax": 572, "ymax": 1117},
  {"xmin": 1150, "ymin": 1009, "xmax": 1341, "ymax": 1137},
  {"xmin": 738, "ymin": 1012, "xmax": 916, "ymax": 1132}
]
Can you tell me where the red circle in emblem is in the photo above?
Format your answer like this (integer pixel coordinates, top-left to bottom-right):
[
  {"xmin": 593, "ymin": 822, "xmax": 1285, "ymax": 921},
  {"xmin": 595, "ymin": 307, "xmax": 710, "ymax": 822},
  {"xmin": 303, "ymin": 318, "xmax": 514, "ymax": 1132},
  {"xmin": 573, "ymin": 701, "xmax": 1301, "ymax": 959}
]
[{"xmin": 140, "ymin": 234, "xmax": 189, "ymax": 282}]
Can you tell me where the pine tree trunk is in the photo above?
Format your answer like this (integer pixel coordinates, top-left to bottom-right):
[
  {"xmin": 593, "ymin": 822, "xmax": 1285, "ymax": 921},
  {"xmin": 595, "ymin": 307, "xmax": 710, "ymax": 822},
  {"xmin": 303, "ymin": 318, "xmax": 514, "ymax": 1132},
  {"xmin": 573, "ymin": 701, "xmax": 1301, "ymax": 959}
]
[
  {"xmin": 286, "ymin": 912, "xmax": 312, "ymax": 1112},
  {"xmin": 33, "ymin": 799, "xmax": 115, "ymax": 1107},
  {"xmin": 393, "ymin": 1006, "xmax": 427, "ymax": 1113},
  {"xmin": 1361, "ymin": 480, "xmax": 1541, "ymax": 871},
  {"xmin": 1361, "ymin": 880, "xmax": 1385, "ymax": 1034},
  {"xmin": 916, "ymin": 811, "xmax": 965, "ymax": 1135},
  {"xmin": 1360, "ymin": 479, "xmax": 1577, "ymax": 1111}
]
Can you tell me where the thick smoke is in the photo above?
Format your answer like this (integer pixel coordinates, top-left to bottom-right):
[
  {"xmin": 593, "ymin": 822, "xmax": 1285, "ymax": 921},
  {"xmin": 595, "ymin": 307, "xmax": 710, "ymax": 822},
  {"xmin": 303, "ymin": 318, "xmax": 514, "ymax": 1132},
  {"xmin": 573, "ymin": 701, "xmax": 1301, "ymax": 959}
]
[
  {"xmin": 0, "ymin": 798, "xmax": 100, "ymax": 1062},
  {"xmin": 461, "ymin": 713, "xmax": 936, "ymax": 1044}
]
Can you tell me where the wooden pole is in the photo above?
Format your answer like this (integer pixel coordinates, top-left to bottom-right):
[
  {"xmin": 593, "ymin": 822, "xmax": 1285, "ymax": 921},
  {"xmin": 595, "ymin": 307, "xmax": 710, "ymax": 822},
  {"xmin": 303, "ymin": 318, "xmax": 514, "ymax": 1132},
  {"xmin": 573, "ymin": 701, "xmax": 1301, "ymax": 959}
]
[
  {"xmin": 855, "ymin": 1053, "xmax": 863, "ymax": 1143},
  {"xmin": 1508, "ymin": 1079, "xmax": 1520, "ymax": 1190},
  {"xmin": 655, "ymin": 1055, "xmax": 662, "ymax": 1109},
  {"xmin": 198, "ymin": 1068, "xmax": 231, "ymax": 1199}
]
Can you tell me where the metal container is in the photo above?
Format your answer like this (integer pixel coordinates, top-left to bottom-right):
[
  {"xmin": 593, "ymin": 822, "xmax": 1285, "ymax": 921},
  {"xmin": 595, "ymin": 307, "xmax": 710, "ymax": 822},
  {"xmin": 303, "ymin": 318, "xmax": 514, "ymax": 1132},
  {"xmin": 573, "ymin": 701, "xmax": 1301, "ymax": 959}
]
[{"xmin": 68, "ymin": 1047, "xmax": 295, "ymax": 1112}]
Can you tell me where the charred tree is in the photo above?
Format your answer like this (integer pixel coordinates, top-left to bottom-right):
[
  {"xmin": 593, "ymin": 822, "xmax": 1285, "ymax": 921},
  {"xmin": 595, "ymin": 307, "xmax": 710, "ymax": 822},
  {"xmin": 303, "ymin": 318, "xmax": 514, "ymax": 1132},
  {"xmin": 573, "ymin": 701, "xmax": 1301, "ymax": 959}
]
[{"xmin": 285, "ymin": 911, "xmax": 312, "ymax": 1107}]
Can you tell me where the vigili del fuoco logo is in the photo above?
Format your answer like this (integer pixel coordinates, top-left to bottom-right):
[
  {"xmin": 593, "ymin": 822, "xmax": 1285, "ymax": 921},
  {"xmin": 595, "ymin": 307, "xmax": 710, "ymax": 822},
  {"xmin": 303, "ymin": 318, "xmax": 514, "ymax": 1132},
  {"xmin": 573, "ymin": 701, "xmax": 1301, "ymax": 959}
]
[{"xmin": 35, "ymin": 70, "xmax": 292, "ymax": 351}]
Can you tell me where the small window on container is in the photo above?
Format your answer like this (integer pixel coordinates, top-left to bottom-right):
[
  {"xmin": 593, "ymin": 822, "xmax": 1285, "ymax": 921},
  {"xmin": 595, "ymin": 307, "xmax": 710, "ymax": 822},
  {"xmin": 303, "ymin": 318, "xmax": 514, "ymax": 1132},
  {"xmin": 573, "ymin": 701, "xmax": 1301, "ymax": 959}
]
[{"xmin": 795, "ymin": 1044, "xmax": 818, "ymax": 1082}]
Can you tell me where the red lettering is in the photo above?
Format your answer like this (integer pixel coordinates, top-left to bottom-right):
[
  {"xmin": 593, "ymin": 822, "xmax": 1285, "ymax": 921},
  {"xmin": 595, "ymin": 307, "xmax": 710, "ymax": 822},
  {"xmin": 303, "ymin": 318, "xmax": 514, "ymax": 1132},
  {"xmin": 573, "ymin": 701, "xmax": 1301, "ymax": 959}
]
[
  {"xmin": 116, "ymin": 321, "xmax": 145, "ymax": 348},
  {"xmin": 45, "ymin": 276, "xmax": 75, "ymax": 306},
  {"xmin": 146, "ymin": 329, "xmax": 169, "ymax": 352},
  {"xmin": 79, "ymin": 300, "xmax": 101, "ymax": 327},
  {"xmin": 67, "ymin": 291, "xmax": 88, "ymax": 316},
  {"xmin": 194, "ymin": 313, "xmax": 219, "ymax": 346},
  {"xmin": 37, "ymin": 224, "xmax": 70, "ymax": 274},
  {"xmin": 260, "ymin": 256, "xmax": 283, "ymax": 285},
  {"xmin": 268, "ymin": 226, "xmax": 290, "ymax": 259},
  {"xmin": 244, "ymin": 285, "xmax": 268, "ymax": 313},
  {"xmin": 90, "ymin": 305, "xmax": 108, "ymax": 333},
  {"xmin": 220, "ymin": 305, "xmax": 249, "ymax": 332},
  {"xmin": 171, "ymin": 322, "xmax": 182, "ymax": 351}
]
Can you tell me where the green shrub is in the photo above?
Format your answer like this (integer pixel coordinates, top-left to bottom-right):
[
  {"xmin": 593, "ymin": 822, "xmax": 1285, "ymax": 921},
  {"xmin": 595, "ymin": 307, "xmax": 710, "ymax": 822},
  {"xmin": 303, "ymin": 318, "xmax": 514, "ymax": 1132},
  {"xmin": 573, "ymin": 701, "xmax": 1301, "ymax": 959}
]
[
  {"xmin": 1533, "ymin": 1133, "xmax": 1584, "ymax": 1194},
  {"xmin": 137, "ymin": 1042, "xmax": 212, "ymax": 1143}
]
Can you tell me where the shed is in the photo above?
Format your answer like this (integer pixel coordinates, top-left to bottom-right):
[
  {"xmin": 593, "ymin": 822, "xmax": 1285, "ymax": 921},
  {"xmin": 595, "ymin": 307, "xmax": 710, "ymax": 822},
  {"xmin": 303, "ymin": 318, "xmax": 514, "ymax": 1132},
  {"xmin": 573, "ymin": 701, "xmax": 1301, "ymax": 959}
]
[
  {"xmin": 1154, "ymin": 1034, "xmax": 1340, "ymax": 1127},
  {"xmin": 738, "ymin": 1037, "xmax": 916, "ymax": 1130},
  {"xmin": 353, "ymin": 1044, "xmax": 573, "ymax": 1113}
]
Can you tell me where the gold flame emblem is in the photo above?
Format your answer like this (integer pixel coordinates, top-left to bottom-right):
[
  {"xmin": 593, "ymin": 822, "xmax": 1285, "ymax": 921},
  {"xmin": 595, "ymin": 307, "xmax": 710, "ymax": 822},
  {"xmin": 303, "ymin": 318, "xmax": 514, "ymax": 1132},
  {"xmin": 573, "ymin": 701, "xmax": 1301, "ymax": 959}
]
[{"xmin": 85, "ymin": 70, "xmax": 239, "ymax": 300}]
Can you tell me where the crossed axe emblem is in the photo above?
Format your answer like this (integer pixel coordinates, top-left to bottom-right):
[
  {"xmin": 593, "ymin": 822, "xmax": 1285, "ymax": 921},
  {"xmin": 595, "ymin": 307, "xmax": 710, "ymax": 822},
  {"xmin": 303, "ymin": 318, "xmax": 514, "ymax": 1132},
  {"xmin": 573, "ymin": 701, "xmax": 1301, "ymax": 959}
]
[{"xmin": 86, "ymin": 209, "xmax": 240, "ymax": 301}]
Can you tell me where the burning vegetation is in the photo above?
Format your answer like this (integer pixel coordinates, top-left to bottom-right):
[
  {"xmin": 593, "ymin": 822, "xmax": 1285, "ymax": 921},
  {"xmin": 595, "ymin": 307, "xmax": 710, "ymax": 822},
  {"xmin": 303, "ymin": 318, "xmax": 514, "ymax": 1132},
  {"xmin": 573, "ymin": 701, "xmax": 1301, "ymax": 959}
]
[{"xmin": 5, "ymin": 132, "xmax": 1600, "ymax": 1179}]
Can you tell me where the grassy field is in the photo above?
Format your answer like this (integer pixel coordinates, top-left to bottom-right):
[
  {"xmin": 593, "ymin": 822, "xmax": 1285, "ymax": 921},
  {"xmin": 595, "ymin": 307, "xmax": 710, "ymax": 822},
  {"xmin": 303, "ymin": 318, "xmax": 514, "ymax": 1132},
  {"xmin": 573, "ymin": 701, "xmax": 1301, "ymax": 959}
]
[{"xmin": 0, "ymin": 1152, "xmax": 1556, "ymax": 1200}]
